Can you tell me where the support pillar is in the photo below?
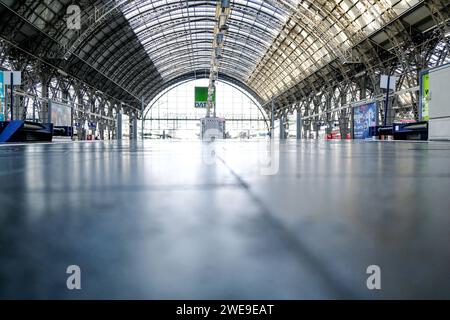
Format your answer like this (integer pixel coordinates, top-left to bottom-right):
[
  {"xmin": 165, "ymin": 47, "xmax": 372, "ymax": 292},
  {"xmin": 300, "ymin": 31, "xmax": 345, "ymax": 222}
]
[
  {"xmin": 296, "ymin": 109, "xmax": 302, "ymax": 140},
  {"xmin": 313, "ymin": 99, "xmax": 320, "ymax": 139},
  {"xmin": 117, "ymin": 111, "xmax": 123, "ymax": 140},
  {"xmin": 108, "ymin": 105, "xmax": 114, "ymax": 140},
  {"xmin": 39, "ymin": 77, "xmax": 49, "ymax": 123},
  {"xmin": 385, "ymin": 99, "xmax": 395, "ymax": 127},
  {"xmin": 360, "ymin": 78, "xmax": 367, "ymax": 100},
  {"xmin": 303, "ymin": 99, "xmax": 311, "ymax": 139},
  {"xmin": 76, "ymin": 91, "xmax": 86, "ymax": 141},
  {"xmin": 314, "ymin": 119, "xmax": 320, "ymax": 140},
  {"xmin": 131, "ymin": 115, "xmax": 138, "ymax": 140},
  {"xmin": 339, "ymin": 93, "xmax": 349, "ymax": 139},
  {"xmin": 325, "ymin": 95, "xmax": 333, "ymax": 136},
  {"xmin": 99, "ymin": 121, "xmax": 104, "ymax": 140},
  {"xmin": 357, "ymin": 77, "xmax": 368, "ymax": 139},
  {"xmin": 15, "ymin": 96, "xmax": 25, "ymax": 120},
  {"xmin": 270, "ymin": 100, "xmax": 275, "ymax": 139},
  {"xmin": 279, "ymin": 114, "xmax": 286, "ymax": 140}
]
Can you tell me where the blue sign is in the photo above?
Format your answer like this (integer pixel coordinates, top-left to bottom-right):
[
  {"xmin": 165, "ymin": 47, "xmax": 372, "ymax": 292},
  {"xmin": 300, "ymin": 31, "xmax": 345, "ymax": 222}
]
[{"xmin": 353, "ymin": 103, "xmax": 377, "ymax": 139}]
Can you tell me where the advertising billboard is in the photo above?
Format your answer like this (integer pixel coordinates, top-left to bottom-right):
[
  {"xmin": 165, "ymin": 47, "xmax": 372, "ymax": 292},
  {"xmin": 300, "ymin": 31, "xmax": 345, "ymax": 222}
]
[
  {"xmin": 195, "ymin": 87, "xmax": 215, "ymax": 108},
  {"xmin": 51, "ymin": 102, "xmax": 72, "ymax": 127},
  {"xmin": 420, "ymin": 72, "xmax": 430, "ymax": 121},
  {"xmin": 353, "ymin": 102, "xmax": 377, "ymax": 139}
]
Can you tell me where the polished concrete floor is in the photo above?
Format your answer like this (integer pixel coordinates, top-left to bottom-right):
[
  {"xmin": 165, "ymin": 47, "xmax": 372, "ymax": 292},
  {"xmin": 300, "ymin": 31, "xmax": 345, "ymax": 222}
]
[{"xmin": 0, "ymin": 139, "xmax": 449, "ymax": 299}]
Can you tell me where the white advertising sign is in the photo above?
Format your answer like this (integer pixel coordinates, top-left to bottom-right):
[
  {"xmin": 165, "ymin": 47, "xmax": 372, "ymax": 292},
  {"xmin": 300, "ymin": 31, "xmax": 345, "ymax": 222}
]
[
  {"xmin": 3, "ymin": 71, "xmax": 22, "ymax": 85},
  {"xmin": 380, "ymin": 75, "xmax": 397, "ymax": 90}
]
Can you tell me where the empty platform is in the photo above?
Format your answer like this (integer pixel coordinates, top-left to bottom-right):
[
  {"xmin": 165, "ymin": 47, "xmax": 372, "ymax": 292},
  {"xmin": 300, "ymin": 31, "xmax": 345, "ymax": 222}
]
[{"xmin": 0, "ymin": 140, "xmax": 449, "ymax": 299}]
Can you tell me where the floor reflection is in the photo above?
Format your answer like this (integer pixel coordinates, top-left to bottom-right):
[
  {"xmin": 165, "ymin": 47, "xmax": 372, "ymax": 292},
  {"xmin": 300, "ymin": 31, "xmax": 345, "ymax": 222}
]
[{"xmin": 0, "ymin": 140, "xmax": 449, "ymax": 299}]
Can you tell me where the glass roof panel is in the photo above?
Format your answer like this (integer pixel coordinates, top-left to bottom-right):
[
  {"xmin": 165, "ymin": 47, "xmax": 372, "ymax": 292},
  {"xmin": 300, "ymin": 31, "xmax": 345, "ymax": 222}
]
[{"xmin": 113, "ymin": 0, "xmax": 420, "ymax": 101}]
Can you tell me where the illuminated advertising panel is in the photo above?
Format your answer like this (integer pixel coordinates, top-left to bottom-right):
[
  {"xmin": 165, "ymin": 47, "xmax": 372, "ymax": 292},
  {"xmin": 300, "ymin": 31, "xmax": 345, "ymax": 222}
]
[
  {"xmin": 420, "ymin": 72, "xmax": 430, "ymax": 121},
  {"xmin": 353, "ymin": 102, "xmax": 377, "ymax": 139},
  {"xmin": 51, "ymin": 102, "xmax": 72, "ymax": 127}
]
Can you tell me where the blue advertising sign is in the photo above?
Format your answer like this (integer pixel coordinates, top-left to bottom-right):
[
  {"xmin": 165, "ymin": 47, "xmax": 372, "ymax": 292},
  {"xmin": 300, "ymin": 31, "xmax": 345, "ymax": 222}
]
[{"xmin": 353, "ymin": 102, "xmax": 377, "ymax": 139}]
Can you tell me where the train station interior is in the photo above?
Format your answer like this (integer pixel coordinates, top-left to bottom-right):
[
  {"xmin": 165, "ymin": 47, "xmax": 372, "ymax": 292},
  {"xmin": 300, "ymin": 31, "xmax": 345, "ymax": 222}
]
[{"xmin": 0, "ymin": 0, "xmax": 449, "ymax": 299}]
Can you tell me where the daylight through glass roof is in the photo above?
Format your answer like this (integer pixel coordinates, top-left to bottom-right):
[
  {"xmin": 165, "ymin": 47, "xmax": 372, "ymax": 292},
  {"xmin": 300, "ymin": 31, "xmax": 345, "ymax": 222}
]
[{"xmin": 115, "ymin": 0, "xmax": 419, "ymax": 102}]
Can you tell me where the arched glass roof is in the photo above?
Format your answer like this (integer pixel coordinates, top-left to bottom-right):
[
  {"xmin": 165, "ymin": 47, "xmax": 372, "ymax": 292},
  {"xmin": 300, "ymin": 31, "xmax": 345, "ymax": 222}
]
[
  {"xmin": 0, "ymin": 0, "xmax": 428, "ymax": 106},
  {"xmin": 113, "ymin": 0, "xmax": 420, "ymax": 101}
]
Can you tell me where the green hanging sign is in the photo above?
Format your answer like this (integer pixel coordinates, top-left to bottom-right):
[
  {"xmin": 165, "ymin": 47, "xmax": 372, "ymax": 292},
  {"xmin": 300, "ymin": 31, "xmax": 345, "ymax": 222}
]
[{"xmin": 195, "ymin": 87, "xmax": 216, "ymax": 108}]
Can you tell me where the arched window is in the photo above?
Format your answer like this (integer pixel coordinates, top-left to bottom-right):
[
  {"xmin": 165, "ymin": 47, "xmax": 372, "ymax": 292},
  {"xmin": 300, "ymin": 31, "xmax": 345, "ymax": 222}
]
[{"xmin": 143, "ymin": 79, "xmax": 269, "ymax": 140}]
